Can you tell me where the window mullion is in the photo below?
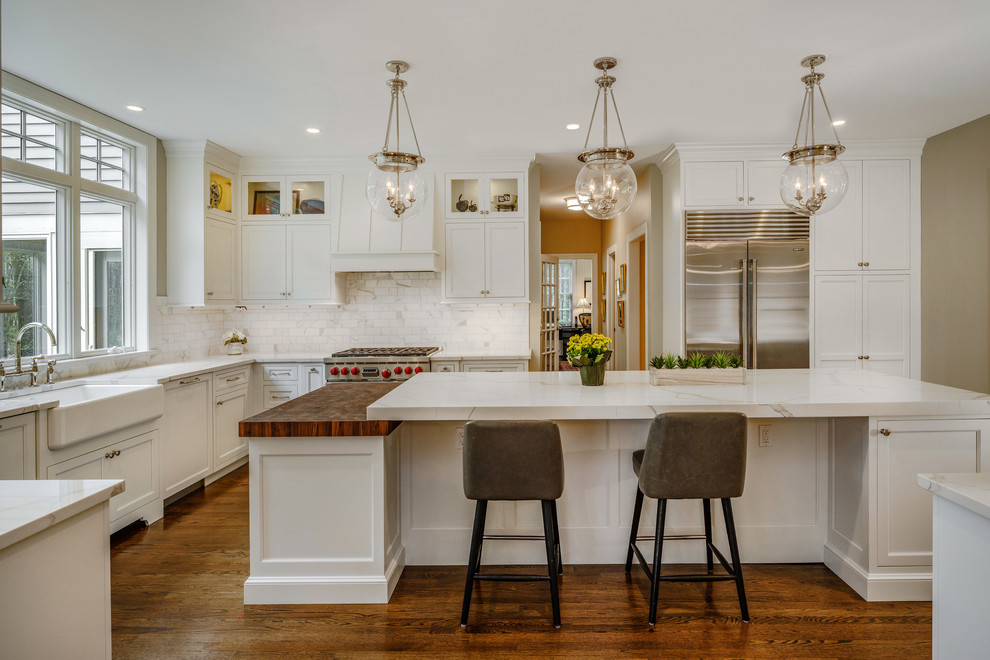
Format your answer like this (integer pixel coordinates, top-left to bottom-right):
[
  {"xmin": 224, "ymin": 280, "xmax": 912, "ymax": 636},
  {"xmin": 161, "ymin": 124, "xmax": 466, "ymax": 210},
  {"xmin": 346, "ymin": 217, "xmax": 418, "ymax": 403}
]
[
  {"xmin": 1, "ymin": 157, "xmax": 74, "ymax": 188},
  {"xmin": 79, "ymin": 178, "xmax": 137, "ymax": 204},
  {"xmin": 68, "ymin": 120, "xmax": 82, "ymax": 359}
]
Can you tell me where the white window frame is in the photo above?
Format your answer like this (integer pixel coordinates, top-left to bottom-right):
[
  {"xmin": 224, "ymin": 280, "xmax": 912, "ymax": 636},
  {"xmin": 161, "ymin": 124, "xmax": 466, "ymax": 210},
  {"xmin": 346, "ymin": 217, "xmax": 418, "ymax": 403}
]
[
  {"xmin": 1, "ymin": 97, "xmax": 67, "ymax": 173},
  {"xmin": 1, "ymin": 72, "xmax": 156, "ymax": 364}
]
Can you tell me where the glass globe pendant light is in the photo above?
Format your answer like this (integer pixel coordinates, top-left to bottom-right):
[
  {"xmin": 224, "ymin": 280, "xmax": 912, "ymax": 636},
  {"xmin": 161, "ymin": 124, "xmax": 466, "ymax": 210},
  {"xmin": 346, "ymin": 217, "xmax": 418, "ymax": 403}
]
[
  {"xmin": 575, "ymin": 57, "xmax": 637, "ymax": 220},
  {"xmin": 780, "ymin": 54, "xmax": 848, "ymax": 216},
  {"xmin": 367, "ymin": 60, "xmax": 428, "ymax": 221}
]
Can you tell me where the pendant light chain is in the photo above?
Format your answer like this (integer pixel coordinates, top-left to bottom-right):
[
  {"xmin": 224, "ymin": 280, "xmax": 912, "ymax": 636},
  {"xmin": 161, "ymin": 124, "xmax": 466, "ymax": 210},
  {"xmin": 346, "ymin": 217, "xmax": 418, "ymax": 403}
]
[
  {"xmin": 582, "ymin": 86, "xmax": 603, "ymax": 152},
  {"xmin": 400, "ymin": 88, "xmax": 422, "ymax": 158}
]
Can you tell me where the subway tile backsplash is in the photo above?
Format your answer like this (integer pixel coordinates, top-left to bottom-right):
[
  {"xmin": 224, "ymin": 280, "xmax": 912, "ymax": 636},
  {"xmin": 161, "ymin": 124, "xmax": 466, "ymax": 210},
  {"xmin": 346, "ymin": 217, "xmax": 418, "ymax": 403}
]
[{"xmin": 153, "ymin": 272, "xmax": 529, "ymax": 362}]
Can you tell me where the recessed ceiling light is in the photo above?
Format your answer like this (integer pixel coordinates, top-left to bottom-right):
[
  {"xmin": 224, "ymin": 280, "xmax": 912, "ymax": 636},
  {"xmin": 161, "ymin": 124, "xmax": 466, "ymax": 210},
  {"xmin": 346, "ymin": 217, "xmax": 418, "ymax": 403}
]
[
  {"xmin": 306, "ymin": 127, "xmax": 321, "ymax": 134},
  {"xmin": 565, "ymin": 123, "xmax": 580, "ymax": 130},
  {"xmin": 832, "ymin": 119, "xmax": 846, "ymax": 126},
  {"xmin": 125, "ymin": 105, "xmax": 144, "ymax": 112}
]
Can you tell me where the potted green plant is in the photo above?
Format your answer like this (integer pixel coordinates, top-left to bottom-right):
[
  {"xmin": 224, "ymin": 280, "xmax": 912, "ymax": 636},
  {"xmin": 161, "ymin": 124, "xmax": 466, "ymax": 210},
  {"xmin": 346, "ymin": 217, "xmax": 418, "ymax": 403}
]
[
  {"xmin": 222, "ymin": 328, "xmax": 248, "ymax": 355},
  {"xmin": 648, "ymin": 351, "xmax": 745, "ymax": 385}
]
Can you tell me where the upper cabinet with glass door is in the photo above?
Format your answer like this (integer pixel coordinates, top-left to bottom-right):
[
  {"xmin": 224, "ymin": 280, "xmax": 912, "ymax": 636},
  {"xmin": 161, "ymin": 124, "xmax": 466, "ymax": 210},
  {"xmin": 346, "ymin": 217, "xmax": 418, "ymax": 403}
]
[
  {"xmin": 242, "ymin": 174, "xmax": 330, "ymax": 221},
  {"xmin": 444, "ymin": 172, "xmax": 525, "ymax": 220},
  {"xmin": 206, "ymin": 166, "xmax": 234, "ymax": 221}
]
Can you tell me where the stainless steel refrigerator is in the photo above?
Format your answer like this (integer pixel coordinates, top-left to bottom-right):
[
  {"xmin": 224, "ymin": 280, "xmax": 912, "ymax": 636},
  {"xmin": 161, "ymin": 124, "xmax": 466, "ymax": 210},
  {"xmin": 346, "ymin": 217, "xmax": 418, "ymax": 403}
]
[{"xmin": 684, "ymin": 211, "xmax": 810, "ymax": 369}]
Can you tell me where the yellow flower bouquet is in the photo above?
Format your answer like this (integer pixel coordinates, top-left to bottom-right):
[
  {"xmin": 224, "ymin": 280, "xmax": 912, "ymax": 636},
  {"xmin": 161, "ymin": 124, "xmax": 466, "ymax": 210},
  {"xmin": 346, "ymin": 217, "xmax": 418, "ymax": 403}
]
[{"xmin": 566, "ymin": 332, "xmax": 613, "ymax": 386}]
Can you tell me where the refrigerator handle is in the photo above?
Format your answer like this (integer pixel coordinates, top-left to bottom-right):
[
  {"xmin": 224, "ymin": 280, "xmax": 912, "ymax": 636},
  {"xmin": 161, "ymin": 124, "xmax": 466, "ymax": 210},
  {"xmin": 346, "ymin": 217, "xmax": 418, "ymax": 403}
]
[
  {"xmin": 750, "ymin": 259, "xmax": 758, "ymax": 370},
  {"xmin": 740, "ymin": 258, "xmax": 749, "ymax": 369}
]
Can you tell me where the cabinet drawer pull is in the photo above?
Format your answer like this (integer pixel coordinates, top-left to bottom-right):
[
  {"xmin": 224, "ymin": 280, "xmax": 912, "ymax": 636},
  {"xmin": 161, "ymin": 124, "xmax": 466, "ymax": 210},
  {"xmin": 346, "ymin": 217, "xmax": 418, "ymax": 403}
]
[
  {"xmin": 105, "ymin": 449, "xmax": 121, "ymax": 459},
  {"xmin": 217, "ymin": 400, "xmax": 224, "ymax": 406},
  {"xmin": 226, "ymin": 376, "xmax": 241, "ymax": 382},
  {"xmin": 273, "ymin": 395, "xmax": 290, "ymax": 400},
  {"xmin": 879, "ymin": 428, "xmax": 891, "ymax": 436},
  {"xmin": 178, "ymin": 377, "xmax": 201, "ymax": 385},
  {"xmin": 271, "ymin": 371, "xmax": 292, "ymax": 376}
]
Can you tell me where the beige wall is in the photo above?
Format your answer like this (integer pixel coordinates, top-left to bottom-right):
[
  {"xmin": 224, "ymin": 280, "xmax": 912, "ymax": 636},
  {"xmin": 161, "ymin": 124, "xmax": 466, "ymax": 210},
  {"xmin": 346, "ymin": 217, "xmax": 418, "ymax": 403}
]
[{"xmin": 921, "ymin": 113, "xmax": 990, "ymax": 392}]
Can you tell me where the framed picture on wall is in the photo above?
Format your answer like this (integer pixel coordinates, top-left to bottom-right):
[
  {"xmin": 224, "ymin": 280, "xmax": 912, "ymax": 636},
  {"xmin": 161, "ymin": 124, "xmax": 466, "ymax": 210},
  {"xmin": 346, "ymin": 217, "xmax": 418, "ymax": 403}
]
[
  {"xmin": 617, "ymin": 300, "xmax": 625, "ymax": 327},
  {"xmin": 619, "ymin": 264, "xmax": 627, "ymax": 295},
  {"xmin": 253, "ymin": 190, "xmax": 280, "ymax": 215}
]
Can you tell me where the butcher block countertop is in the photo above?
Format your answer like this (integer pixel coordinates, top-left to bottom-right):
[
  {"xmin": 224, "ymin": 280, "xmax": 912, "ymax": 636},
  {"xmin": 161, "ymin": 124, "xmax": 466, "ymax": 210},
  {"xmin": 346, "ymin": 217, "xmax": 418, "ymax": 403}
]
[{"xmin": 239, "ymin": 383, "xmax": 402, "ymax": 437}]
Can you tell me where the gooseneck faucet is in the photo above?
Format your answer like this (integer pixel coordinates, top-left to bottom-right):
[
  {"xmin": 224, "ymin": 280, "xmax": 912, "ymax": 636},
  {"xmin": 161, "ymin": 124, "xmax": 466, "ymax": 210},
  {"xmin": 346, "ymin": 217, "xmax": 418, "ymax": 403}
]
[{"xmin": 15, "ymin": 322, "xmax": 57, "ymax": 373}]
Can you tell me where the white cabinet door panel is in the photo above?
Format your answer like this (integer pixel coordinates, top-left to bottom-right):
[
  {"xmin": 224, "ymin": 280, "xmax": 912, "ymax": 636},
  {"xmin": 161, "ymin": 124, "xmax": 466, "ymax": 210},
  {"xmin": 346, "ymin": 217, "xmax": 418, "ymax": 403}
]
[
  {"xmin": 684, "ymin": 161, "xmax": 744, "ymax": 207},
  {"xmin": 205, "ymin": 218, "xmax": 236, "ymax": 302},
  {"xmin": 241, "ymin": 225, "xmax": 286, "ymax": 300},
  {"xmin": 485, "ymin": 222, "xmax": 526, "ymax": 299},
  {"xmin": 161, "ymin": 378, "xmax": 212, "ymax": 498},
  {"xmin": 105, "ymin": 431, "xmax": 158, "ymax": 521},
  {"xmin": 864, "ymin": 275, "xmax": 910, "ymax": 377},
  {"xmin": 863, "ymin": 160, "xmax": 911, "ymax": 271},
  {"xmin": 215, "ymin": 388, "xmax": 249, "ymax": 468},
  {"xmin": 814, "ymin": 275, "xmax": 862, "ymax": 369},
  {"xmin": 287, "ymin": 224, "xmax": 332, "ymax": 302},
  {"xmin": 814, "ymin": 160, "xmax": 863, "ymax": 271},
  {"xmin": 746, "ymin": 160, "xmax": 788, "ymax": 207},
  {"xmin": 0, "ymin": 413, "xmax": 36, "ymax": 479},
  {"xmin": 336, "ymin": 173, "xmax": 373, "ymax": 252},
  {"xmin": 444, "ymin": 223, "xmax": 486, "ymax": 298}
]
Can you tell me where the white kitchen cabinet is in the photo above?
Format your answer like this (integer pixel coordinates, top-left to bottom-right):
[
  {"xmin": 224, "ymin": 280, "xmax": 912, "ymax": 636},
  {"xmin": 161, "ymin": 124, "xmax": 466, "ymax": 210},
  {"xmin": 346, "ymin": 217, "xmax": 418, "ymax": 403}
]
[
  {"xmin": 0, "ymin": 412, "xmax": 36, "ymax": 479},
  {"xmin": 48, "ymin": 430, "xmax": 159, "ymax": 527},
  {"xmin": 683, "ymin": 160, "xmax": 787, "ymax": 208},
  {"xmin": 814, "ymin": 160, "xmax": 911, "ymax": 272},
  {"xmin": 332, "ymin": 172, "xmax": 439, "ymax": 272},
  {"xmin": 444, "ymin": 221, "xmax": 526, "ymax": 301},
  {"xmin": 205, "ymin": 218, "xmax": 237, "ymax": 303},
  {"xmin": 445, "ymin": 171, "xmax": 525, "ymax": 220},
  {"xmin": 460, "ymin": 359, "xmax": 527, "ymax": 372},
  {"xmin": 242, "ymin": 174, "xmax": 330, "ymax": 221},
  {"xmin": 304, "ymin": 364, "xmax": 325, "ymax": 393},
  {"xmin": 876, "ymin": 418, "xmax": 990, "ymax": 567},
  {"xmin": 815, "ymin": 274, "xmax": 910, "ymax": 376},
  {"xmin": 241, "ymin": 223, "xmax": 332, "ymax": 303},
  {"xmin": 161, "ymin": 374, "xmax": 213, "ymax": 498},
  {"xmin": 164, "ymin": 140, "xmax": 241, "ymax": 306},
  {"xmin": 214, "ymin": 386, "xmax": 249, "ymax": 470}
]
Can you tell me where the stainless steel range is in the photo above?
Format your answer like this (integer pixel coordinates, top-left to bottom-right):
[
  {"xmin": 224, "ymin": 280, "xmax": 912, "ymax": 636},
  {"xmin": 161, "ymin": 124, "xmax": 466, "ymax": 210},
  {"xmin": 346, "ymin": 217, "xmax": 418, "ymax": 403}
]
[{"xmin": 325, "ymin": 347, "xmax": 440, "ymax": 383}]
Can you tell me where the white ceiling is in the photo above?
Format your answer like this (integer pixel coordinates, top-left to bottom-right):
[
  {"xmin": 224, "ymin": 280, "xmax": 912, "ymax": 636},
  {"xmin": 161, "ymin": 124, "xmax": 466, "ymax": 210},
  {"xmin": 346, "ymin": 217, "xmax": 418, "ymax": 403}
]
[{"xmin": 3, "ymin": 0, "xmax": 990, "ymax": 204}]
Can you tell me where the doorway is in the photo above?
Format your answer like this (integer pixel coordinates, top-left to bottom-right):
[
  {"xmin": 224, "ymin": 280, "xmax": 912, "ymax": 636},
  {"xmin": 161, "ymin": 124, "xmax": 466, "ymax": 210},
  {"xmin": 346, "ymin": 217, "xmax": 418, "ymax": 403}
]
[{"xmin": 541, "ymin": 252, "xmax": 598, "ymax": 370}]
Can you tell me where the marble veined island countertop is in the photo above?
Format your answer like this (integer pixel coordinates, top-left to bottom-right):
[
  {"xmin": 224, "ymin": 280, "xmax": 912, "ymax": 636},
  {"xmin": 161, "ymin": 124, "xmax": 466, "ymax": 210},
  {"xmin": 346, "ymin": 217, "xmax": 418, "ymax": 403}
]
[{"xmin": 367, "ymin": 368, "xmax": 990, "ymax": 421}]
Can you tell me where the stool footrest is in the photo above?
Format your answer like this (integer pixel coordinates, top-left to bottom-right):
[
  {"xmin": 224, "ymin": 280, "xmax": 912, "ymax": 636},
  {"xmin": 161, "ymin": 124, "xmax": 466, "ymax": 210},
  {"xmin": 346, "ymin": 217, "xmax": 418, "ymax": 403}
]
[
  {"xmin": 472, "ymin": 573, "xmax": 554, "ymax": 583},
  {"xmin": 482, "ymin": 534, "xmax": 545, "ymax": 541},
  {"xmin": 636, "ymin": 534, "xmax": 706, "ymax": 542}
]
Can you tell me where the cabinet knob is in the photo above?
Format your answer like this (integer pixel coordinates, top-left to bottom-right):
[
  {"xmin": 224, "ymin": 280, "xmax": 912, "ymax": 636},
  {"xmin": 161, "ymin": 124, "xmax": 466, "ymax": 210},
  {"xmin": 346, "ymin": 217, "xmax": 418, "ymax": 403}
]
[
  {"xmin": 863, "ymin": 262, "xmax": 869, "ymax": 267},
  {"xmin": 748, "ymin": 196, "xmax": 754, "ymax": 202},
  {"xmin": 879, "ymin": 428, "xmax": 891, "ymax": 436},
  {"xmin": 858, "ymin": 355, "xmax": 864, "ymax": 359},
  {"xmin": 217, "ymin": 400, "xmax": 224, "ymax": 406},
  {"xmin": 863, "ymin": 355, "xmax": 870, "ymax": 359},
  {"xmin": 738, "ymin": 196, "xmax": 744, "ymax": 202},
  {"xmin": 857, "ymin": 262, "xmax": 863, "ymax": 267},
  {"xmin": 207, "ymin": 291, "xmax": 214, "ymax": 296}
]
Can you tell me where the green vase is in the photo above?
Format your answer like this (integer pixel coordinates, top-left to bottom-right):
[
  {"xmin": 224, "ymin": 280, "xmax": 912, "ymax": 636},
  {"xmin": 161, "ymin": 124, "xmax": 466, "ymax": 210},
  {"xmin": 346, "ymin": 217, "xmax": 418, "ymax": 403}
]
[{"xmin": 578, "ymin": 362, "xmax": 606, "ymax": 386}]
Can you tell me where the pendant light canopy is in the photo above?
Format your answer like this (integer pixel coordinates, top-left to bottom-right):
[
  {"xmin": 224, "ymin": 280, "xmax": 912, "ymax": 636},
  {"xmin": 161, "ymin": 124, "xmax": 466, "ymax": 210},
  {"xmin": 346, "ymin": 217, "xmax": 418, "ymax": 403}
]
[
  {"xmin": 779, "ymin": 54, "xmax": 848, "ymax": 216},
  {"xmin": 575, "ymin": 57, "xmax": 637, "ymax": 220},
  {"xmin": 367, "ymin": 60, "xmax": 428, "ymax": 221}
]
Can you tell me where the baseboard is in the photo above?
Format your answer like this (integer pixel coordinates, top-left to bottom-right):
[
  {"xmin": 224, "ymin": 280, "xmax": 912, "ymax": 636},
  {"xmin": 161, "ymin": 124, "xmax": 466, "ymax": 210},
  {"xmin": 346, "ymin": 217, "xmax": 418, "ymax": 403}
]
[
  {"xmin": 824, "ymin": 545, "xmax": 932, "ymax": 602},
  {"xmin": 244, "ymin": 551, "xmax": 405, "ymax": 605}
]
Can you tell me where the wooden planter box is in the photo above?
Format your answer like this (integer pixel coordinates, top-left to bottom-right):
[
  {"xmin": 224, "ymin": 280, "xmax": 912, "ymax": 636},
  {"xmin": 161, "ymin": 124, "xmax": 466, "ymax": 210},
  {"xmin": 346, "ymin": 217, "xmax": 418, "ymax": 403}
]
[{"xmin": 649, "ymin": 366, "xmax": 746, "ymax": 386}]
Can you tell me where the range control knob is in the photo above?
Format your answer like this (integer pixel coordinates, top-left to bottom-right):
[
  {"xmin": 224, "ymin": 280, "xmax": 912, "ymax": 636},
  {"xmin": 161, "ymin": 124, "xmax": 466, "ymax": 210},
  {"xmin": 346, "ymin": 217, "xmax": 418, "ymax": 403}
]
[
  {"xmin": 329, "ymin": 367, "xmax": 339, "ymax": 376},
  {"xmin": 350, "ymin": 367, "xmax": 360, "ymax": 376},
  {"xmin": 382, "ymin": 369, "xmax": 391, "ymax": 379},
  {"xmin": 414, "ymin": 366, "xmax": 423, "ymax": 374},
  {"xmin": 404, "ymin": 366, "xmax": 413, "ymax": 375},
  {"xmin": 394, "ymin": 366, "xmax": 403, "ymax": 375}
]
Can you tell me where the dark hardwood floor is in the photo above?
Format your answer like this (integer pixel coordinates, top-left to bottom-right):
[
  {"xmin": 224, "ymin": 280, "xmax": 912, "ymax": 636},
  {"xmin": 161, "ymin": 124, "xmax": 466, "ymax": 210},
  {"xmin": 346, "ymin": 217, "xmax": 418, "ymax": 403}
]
[{"xmin": 110, "ymin": 465, "xmax": 931, "ymax": 658}]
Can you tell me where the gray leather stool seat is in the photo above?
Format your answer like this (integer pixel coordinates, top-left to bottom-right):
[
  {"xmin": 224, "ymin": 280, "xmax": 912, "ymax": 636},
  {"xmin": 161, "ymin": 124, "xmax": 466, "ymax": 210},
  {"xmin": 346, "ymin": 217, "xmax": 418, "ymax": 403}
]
[
  {"xmin": 625, "ymin": 412, "xmax": 749, "ymax": 625},
  {"xmin": 461, "ymin": 420, "xmax": 564, "ymax": 628}
]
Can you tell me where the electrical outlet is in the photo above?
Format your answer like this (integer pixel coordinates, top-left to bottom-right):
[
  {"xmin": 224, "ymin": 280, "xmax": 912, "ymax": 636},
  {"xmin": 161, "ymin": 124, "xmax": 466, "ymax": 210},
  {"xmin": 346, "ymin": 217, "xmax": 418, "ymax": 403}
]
[
  {"xmin": 455, "ymin": 426, "xmax": 464, "ymax": 450},
  {"xmin": 759, "ymin": 424, "xmax": 772, "ymax": 447}
]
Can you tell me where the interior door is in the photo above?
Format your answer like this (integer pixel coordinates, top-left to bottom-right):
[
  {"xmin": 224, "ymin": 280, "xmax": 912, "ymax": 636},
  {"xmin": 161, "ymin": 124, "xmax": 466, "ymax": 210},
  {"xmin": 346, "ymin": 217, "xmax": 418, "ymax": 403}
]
[
  {"xmin": 539, "ymin": 258, "xmax": 559, "ymax": 371},
  {"xmin": 684, "ymin": 241, "xmax": 746, "ymax": 357}
]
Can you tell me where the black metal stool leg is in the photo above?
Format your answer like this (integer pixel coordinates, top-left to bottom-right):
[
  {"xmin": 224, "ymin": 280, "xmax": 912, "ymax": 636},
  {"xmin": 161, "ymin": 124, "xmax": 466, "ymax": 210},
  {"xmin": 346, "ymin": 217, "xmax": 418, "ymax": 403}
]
[
  {"xmin": 703, "ymin": 498, "xmax": 714, "ymax": 574},
  {"xmin": 542, "ymin": 500, "xmax": 562, "ymax": 628},
  {"xmin": 460, "ymin": 500, "xmax": 488, "ymax": 627},
  {"xmin": 625, "ymin": 487, "xmax": 644, "ymax": 571},
  {"xmin": 648, "ymin": 498, "xmax": 667, "ymax": 626},
  {"xmin": 551, "ymin": 500, "xmax": 563, "ymax": 575},
  {"xmin": 721, "ymin": 498, "xmax": 749, "ymax": 622}
]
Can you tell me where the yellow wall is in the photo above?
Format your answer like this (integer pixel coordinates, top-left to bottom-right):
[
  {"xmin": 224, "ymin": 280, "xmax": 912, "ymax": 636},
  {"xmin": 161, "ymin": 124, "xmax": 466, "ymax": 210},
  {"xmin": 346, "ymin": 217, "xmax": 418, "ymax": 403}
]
[
  {"xmin": 541, "ymin": 207, "xmax": 604, "ymax": 254},
  {"xmin": 921, "ymin": 113, "xmax": 990, "ymax": 393}
]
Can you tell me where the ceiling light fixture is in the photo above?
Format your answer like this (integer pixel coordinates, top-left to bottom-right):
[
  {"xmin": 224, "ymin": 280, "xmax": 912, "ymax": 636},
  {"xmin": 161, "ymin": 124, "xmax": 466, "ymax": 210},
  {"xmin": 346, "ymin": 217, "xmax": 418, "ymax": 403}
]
[
  {"xmin": 366, "ymin": 60, "xmax": 427, "ymax": 221},
  {"xmin": 125, "ymin": 105, "xmax": 144, "ymax": 112},
  {"xmin": 831, "ymin": 119, "xmax": 846, "ymax": 127},
  {"xmin": 306, "ymin": 127, "xmax": 321, "ymax": 134},
  {"xmin": 565, "ymin": 123, "xmax": 580, "ymax": 131},
  {"xmin": 575, "ymin": 57, "xmax": 637, "ymax": 220},
  {"xmin": 779, "ymin": 54, "xmax": 848, "ymax": 216},
  {"xmin": 564, "ymin": 195, "xmax": 581, "ymax": 210}
]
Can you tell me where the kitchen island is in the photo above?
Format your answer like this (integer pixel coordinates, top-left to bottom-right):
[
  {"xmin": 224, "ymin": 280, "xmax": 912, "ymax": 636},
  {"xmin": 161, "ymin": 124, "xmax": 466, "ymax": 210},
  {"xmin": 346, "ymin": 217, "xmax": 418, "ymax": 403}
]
[{"xmin": 242, "ymin": 369, "xmax": 990, "ymax": 603}]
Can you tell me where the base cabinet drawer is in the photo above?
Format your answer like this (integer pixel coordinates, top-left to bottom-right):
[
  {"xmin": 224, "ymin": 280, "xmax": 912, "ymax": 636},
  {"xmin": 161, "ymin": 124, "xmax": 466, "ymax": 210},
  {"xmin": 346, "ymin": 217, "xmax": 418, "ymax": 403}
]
[
  {"xmin": 461, "ymin": 360, "xmax": 527, "ymax": 373},
  {"xmin": 263, "ymin": 384, "xmax": 299, "ymax": 409}
]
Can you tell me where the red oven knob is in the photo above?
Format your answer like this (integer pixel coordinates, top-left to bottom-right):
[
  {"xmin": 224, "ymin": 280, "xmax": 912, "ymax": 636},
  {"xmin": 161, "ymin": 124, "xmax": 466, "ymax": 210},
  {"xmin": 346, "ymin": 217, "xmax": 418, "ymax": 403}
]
[
  {"xmin": 350, "ymin": 367, "xmax": 360, "ymax": 376},
  {"xmin": 394, "ymin": 366, "xmax": 402, "ymax": 375},
  {"xmin": 404, "ymin": 367, "xmax": 413, "ymax": 375},
  {"xmin": 382, "ymin": 369, "xmax": 391, "ymax": 379},
  {"xmin": 414, "ymin": 366, "xmax": 423, "ymax": 374},
  {"xmin": 329, "ymin": 367, "xmax": 339, "ymax": 376}
]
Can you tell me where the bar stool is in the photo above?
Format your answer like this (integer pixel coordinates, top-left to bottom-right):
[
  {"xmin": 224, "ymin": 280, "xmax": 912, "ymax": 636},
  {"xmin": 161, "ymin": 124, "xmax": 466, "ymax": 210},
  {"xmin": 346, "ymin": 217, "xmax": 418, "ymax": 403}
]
[
  {"xmin": 625, "ymin": 412, "xmax": 749, "ymax": 625},
  {"xmin": 460, "ymin": 420, "xmax": 564, "ymax": 628}
]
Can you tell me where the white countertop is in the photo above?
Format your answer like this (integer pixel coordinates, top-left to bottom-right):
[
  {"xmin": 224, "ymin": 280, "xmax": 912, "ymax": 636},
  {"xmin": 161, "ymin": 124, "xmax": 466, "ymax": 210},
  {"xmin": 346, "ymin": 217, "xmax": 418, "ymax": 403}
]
[
  {"xmin": 0, "ymin": 480, "xmax": 124, "ymax": 551},
  {"xmin": 367, "ymin": 368, "xmax": 990, "ymax": 421},
  {"xmin": 917, "ymin": 473, "xmax": 990, "ymax": 521}
]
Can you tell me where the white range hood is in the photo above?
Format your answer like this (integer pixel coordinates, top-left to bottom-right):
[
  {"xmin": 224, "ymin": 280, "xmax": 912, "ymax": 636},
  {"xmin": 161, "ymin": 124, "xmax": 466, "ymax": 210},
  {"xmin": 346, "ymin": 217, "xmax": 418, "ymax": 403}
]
[{"xmin": 331, "ymin": 172, "xmax": 440, "ymax": 272}]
